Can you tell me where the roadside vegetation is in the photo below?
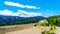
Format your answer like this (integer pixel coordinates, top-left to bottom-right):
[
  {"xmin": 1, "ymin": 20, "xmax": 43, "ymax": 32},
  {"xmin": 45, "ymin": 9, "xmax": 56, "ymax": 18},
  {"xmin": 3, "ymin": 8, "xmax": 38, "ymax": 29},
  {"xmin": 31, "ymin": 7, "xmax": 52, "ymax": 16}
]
[{"xmin": 38, "ymin": 15, "xmax": 60, "ymax": 34}]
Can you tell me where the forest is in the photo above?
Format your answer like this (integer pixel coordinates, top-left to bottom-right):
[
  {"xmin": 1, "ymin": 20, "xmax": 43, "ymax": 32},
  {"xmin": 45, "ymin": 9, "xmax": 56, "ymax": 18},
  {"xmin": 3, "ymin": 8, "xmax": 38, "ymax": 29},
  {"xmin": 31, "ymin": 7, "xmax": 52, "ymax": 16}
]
[{"xmin": 46, "ymin": 15, "xmax": 60, "ymax": 26}]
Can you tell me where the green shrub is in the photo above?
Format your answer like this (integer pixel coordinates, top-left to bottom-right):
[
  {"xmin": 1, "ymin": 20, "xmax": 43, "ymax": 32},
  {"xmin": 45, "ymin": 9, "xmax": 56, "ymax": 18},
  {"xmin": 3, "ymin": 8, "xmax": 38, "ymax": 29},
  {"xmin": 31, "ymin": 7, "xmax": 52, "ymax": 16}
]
[{"xmin": 38, "ymin": 19, "xmax": 49, "ymax": 26}]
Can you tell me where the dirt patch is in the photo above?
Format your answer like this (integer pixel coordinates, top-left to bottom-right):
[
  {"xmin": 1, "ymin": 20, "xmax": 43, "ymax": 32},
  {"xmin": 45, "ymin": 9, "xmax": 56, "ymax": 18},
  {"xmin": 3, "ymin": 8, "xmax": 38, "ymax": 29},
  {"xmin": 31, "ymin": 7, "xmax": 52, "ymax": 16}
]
[{"xmin": 0, "ymin": 24, "xmax": 35, "ymax": 34}]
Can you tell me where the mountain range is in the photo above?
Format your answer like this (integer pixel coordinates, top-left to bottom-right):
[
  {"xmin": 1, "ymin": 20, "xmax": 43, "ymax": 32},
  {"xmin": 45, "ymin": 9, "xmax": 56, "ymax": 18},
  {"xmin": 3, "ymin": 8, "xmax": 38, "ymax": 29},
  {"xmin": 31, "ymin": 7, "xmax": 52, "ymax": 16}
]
[{"xmin": 0, "ymin": 15, "xmax": 45, "ymax": 26}]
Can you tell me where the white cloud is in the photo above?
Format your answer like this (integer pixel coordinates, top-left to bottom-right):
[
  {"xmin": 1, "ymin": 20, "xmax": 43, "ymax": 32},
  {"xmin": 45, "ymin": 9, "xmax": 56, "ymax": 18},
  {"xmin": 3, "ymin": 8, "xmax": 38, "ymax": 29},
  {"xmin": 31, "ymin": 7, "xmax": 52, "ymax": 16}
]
[
  {"xmin": 0, "ymin": 9, "xmax": 19, "ymax": 16},
  {"xmin": 17, "ymin": 10, "xmax": 42, "ymax": 17},
  {"xmin": 4, "ymin": 1, "xmax": 40, "ymax": 9},
  {"xmin": 0, "ymin": 9, "xmax": 42, "ymax": 17}
]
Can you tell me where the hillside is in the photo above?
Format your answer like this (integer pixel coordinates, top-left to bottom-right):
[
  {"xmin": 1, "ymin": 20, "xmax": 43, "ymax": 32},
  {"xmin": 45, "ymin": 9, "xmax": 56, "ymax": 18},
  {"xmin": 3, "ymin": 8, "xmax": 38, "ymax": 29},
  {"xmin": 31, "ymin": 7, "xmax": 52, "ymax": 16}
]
[
  {"xmin": 0, "ymin": 15, "xmax": 45, "ymax": 26},
  {"xmin": 46, "ymin": 15, "xmax": 60, "ymax": 26}
]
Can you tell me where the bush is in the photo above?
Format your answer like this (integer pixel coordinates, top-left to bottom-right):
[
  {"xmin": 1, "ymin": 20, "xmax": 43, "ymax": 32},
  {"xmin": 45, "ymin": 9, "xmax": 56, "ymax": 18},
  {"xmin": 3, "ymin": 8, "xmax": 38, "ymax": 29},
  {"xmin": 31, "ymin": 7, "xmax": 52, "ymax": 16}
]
[
  {"xmin": 38, "ymin": 19, "xmax": 49, "ymax": 26},
  {"xmin": 42, "ymin": 27, "xmax": 55, "ymax": 34}
]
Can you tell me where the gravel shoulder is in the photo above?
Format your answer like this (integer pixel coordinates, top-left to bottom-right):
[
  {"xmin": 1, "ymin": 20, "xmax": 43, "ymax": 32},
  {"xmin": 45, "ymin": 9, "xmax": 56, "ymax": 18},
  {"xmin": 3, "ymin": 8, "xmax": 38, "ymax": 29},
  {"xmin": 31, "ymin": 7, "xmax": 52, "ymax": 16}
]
[{"xmin": 6, "ymin": 27, "xmax": 41, "ymax": 34}]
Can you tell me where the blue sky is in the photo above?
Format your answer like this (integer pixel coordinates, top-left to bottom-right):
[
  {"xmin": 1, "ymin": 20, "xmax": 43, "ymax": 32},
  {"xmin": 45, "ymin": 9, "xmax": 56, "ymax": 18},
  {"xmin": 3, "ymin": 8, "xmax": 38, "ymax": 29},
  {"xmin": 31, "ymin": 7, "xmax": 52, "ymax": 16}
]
[{"xmin": 0, "ymin": 0, "xmax": 60, "ymax": 17}]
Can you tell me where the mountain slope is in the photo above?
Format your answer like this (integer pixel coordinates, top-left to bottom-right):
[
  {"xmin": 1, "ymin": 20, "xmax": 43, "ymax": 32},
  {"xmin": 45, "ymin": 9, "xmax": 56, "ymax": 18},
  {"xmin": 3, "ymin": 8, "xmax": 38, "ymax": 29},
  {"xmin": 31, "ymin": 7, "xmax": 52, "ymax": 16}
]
[{"xmin": 0, "ymin": 15, "xmax": 45, "ymax": 26}]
